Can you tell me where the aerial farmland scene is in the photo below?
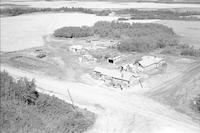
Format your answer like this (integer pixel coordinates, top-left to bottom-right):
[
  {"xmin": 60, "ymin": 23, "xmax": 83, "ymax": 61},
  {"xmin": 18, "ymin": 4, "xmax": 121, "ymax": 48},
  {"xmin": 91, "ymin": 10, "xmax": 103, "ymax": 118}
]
[{"xmin": 0, "ymin": 0, "xmax": 200, "ymax": 133}]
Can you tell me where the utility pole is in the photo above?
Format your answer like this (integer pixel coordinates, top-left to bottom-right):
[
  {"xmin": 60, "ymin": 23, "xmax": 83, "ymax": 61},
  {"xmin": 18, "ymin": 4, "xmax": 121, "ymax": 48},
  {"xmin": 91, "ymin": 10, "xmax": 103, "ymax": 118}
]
[
  {"xmin": 67, "ymin": 89, "xmax": 75, "ymax": 110},
  {"xmin": 139, "ymin": 79, "xmax": 143, "ymax": 88}
]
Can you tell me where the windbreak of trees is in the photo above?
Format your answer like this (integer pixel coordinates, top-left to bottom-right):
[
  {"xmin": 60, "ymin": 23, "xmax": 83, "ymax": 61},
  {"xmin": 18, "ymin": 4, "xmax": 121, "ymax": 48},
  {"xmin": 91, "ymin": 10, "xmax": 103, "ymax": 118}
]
[{"xmin": 0, "ymin": 71, "xmax": 95, "ymax": 133}]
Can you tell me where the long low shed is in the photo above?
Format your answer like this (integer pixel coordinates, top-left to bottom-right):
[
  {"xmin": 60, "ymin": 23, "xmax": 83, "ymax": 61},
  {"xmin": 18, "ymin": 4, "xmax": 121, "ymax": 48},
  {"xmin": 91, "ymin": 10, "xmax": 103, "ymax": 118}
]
[{"xmin": 94, "ymin": 67, "xmax": 139, "ymax": 83}]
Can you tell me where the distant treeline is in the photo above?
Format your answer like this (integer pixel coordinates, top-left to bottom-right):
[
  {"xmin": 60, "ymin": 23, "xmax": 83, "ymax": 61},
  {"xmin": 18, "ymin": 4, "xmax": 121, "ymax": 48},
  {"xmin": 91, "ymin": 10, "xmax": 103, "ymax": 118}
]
[
  {"xmin": 54, "ymin": 21, "xmax": 177, "ymax": 52},
  {"xmin": 116, "ymin": 9, "xmax": 200, "ymax": 21},
  {"xmin": 0, "ymin": 71, "xmax": 95, "ymax": 133},
  {"xmin": 0, "ymin": 7, "xmax": 111, "ymax": 16},
  {"xmin": 1, "ymin": 7, "xmax": 200, "ymax": 21}
]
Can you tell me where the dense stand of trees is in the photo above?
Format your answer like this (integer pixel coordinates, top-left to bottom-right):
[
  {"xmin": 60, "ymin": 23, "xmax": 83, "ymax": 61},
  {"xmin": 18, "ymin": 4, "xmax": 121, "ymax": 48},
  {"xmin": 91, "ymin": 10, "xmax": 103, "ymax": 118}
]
[
  {"xmin": 0, "ymin": 71, "xmax": 95, "ymax": 133},
  {"xmin": 54, "ymin": 26, "xmax": 93, "ymax": 38},
  {"xmin": 54, "ymin": 21, "xmax": 177, "ymax": 52}
]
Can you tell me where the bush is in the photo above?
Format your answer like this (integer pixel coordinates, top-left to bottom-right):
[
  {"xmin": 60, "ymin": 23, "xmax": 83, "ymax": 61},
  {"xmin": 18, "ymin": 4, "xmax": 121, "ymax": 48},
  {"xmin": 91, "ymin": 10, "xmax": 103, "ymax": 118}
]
[
  {"xmin": 180, "ymin": 48, "xmax": 200, "ymax": 57},
  {"xmin": 95, "ymin": 10, "xmax": 111, "ymax": 16},
  {"xmin": 0, "ymin": 71, "xmax": 38, "ymax": 105},
  {"xmin": 0, "ymin": 71, "xmax": 95, "ymax": 133},
  {"xmin": 160, "ymin": 46, "xmax": 180, "ymax": 55}
]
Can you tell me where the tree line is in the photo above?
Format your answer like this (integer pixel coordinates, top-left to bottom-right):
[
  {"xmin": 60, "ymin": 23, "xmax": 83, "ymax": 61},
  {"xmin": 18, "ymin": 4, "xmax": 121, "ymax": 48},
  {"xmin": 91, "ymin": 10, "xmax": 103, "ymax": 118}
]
[
  {"xmin": 2, "ymin": 6, "xmax": 200, "ymax": 21},
  {"xmin": 1, "ymin": 7, "xmax": 111, "ymax": 16},
  {"xmin": 116, "ymin": 9, "xmax": 200, "ymax": 21}
]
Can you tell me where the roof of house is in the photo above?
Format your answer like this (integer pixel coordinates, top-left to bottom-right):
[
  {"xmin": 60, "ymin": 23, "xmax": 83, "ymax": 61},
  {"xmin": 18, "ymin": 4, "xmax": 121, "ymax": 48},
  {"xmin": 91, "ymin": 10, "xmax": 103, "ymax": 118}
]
[
  {"xmin": 94, "ymin": 67, "xmax": 138, "ymax": 81},
  {"xmin": 138, "ymin": 56, "xmax": 164, "ymax": 68}
]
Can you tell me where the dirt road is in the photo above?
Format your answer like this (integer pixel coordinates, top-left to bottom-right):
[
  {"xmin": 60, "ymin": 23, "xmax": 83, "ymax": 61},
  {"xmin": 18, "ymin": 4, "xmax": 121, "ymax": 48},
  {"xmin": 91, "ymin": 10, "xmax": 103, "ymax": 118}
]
[
  {"xmin": 1, "ymin": 64, "xmax": 200, "ymax": 133},
  {"xmin": 146, "ymin": 61, "xmax": 200, "ymax": 96}
]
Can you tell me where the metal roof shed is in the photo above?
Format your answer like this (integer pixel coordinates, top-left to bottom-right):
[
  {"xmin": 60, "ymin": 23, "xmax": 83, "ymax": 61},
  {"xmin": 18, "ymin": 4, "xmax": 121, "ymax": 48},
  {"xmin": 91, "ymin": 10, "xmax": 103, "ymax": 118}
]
[{"xmin": 138, "ymin": 56, "xmax": 164, "ymax": 68}]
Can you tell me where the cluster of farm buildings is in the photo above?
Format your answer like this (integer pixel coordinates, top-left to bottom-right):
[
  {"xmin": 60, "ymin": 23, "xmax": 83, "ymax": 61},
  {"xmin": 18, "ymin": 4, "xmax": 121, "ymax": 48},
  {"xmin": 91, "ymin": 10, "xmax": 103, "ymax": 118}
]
[{"xmin": 69, "ymin": 44, "xmax": 167, "ymax": 89}]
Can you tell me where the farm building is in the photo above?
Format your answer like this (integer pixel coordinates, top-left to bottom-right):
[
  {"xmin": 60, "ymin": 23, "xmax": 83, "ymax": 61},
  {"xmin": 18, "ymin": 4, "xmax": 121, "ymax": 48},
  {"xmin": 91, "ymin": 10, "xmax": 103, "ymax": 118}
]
[
  {"xmin": 137, "ymin": 56, "xmax": 166, "ymax": 71},
  {"xmin": 121, "ymin": 63, "xmax": 143, "ymax": 73},
  {"xmin": 93, "ymin": 67, "xmax": 139, "ymax": 85},
  {"xmin": 107, "ymin": 56, "xmax": 122, "ymax": 64}
]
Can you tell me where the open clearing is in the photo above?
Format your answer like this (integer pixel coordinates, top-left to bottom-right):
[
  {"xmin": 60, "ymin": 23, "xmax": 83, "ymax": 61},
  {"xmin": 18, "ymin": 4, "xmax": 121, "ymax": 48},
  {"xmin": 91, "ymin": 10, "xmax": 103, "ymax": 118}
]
[
  {"xmin": 0, "ymin": 13, "xmax": 117, "ymax": 52},
  {"xmin": 1, "ymin": 0, "xmax": 200, "ymax": 9}
]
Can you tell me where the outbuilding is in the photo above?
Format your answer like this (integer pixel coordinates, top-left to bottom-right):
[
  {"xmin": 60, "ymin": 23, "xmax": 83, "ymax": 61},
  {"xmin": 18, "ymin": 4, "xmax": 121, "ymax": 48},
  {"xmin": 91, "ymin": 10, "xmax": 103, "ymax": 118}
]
[
  {"xmin": 137, "ymin": 56, "xmax": 166, "ymax": 71},
  {"xmin": 107, "ymin": 56, "xmax": 121, "ymax": 64},
  {"xmin": 94, "ymin": 67, "xmax": 139, "ymax": 84}
]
